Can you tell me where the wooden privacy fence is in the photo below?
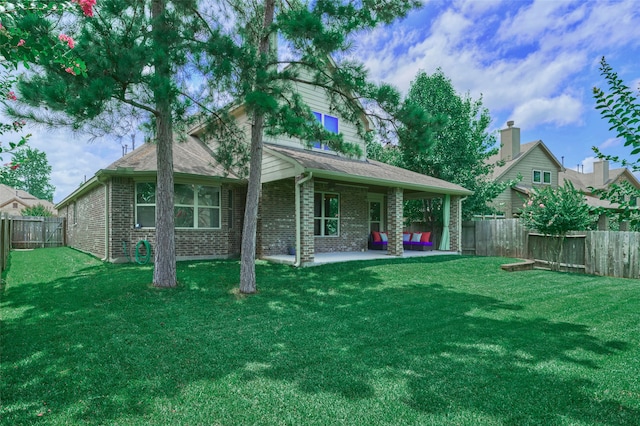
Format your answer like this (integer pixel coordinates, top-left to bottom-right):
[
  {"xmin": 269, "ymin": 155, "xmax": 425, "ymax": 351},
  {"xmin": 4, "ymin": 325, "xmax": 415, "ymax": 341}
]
[
  {"xmin": 462, "ymin": 219, "xmax": 640, "ymax": 280},
  {"xmin": 11, "ymin": 216, "xmax": 66, "ymax": 249}
]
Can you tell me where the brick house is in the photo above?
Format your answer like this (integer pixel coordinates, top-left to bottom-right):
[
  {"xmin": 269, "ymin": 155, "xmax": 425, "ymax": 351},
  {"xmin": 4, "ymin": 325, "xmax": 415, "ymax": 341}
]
[{"xmin": 56, "ymin": 86, "xmax": 472, "ymax": 265}]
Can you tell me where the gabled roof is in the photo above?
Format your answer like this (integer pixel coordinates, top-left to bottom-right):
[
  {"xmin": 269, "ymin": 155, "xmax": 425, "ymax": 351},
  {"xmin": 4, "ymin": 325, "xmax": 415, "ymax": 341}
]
[
  {"xmin": 488, "ymin": 140, "xmax": 564, "ymax": 180},
  {"xmin": 56, "ymin": 136, "xmax": 242, "ymax": 209},
  {"xmin": 0, "ymin": 184, "xmax": 55, "ymax": 211},
  {"xmin": 560, "ymin": 167, "xmax": 640, "ymax": 192},
  {"xmin": 103, "ymin": 135, "xmax": 240, "ymax": 178},
  {"xmin": 265, "ymin": 144, "xmax": 472, "ymax": 197}
]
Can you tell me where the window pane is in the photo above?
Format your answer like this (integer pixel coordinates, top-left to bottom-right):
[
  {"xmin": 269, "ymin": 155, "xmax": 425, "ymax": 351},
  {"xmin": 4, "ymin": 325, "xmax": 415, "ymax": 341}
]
[
  {"xmin": 175, "ymin": 206, "xmax": 194, "ymax": 228},
  {"xmin": 137, "ymin": 206, "xmax": 155, "ymax": 227},
  {"xmin": 314, "ymin": 193, "xmax": 322, "ymax": 217},
  {"xmin": 543, "ymin": 171, "xmax": 551, "ymax": 184},
  {"xmin": 325, "ymin": 194, "xmax": 339, "ymax": 217},
  {"xmin": 370, "ymin": 202, "xmax": 381, "ymax": 222},
  {"xmin": 314, "ymin": 219, "xmax": 321, "ymax": 235},
  {"xmin": 533, "ymin": 171, "xmax": 541, "ymax": 183},
  {"xmin": 325, "ymin": 219, "xmax": 338, "ymax": 236},
  {"xmin": 136, "ymin": 182, "xmax": 156, "ymax": 204},
  {"xmin": 198, "ymin": 185, "xmax": 219, "ymax": 207},
  {"xmin": 324, "ymin": 115, "xmax": 338, "ymax": 133},
  {"xmin": 175, "ymin": 184, "xmax": 194, "ymax": 205},
  {"xmin": 198, "ymin": 207, "xmax": 220, "ymax": 228}
]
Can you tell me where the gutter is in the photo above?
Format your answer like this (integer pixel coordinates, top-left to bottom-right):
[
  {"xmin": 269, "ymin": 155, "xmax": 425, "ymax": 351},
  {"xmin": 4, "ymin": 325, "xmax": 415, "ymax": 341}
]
[{"xmin": 294, "ymin": 172, "xmax": 313, "ymax": 267}]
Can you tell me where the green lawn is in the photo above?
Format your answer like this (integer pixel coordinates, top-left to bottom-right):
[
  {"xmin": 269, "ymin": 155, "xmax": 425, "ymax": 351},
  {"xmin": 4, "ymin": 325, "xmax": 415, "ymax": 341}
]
[{"xmin": 1, "ymin": 248, "xmax": 639, "ymax": 425}]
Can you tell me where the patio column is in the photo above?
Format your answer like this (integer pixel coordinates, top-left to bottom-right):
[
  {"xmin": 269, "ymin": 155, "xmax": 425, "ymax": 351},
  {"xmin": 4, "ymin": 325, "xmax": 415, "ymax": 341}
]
[
  {"xmin": 299, "ymin": 176, "xmax": 315, "ymax": 265},
  {"xmin": 387, "ymin": 187, "xmax": 403, "ymax": 256},
  {"xmin": 450, "ymin": 195, "xmax": 462, "ymax": 252}
]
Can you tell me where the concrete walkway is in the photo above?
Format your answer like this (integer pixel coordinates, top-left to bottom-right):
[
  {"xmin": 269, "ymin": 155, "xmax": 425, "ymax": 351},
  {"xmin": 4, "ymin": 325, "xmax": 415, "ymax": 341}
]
[{"xmin": 262, "ymin": 249, "xmax": 459, "ymax": 266}]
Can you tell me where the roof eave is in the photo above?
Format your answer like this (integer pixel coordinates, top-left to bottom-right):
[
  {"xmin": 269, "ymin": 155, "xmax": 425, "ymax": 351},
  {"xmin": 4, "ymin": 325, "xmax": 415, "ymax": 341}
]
[{"xmin": 308, "ymin": 168, "xmax": 473, "ymax": 196}]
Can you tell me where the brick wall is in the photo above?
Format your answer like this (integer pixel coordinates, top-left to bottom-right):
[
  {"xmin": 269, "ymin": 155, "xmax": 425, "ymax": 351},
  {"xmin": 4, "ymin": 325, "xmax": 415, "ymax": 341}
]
[
  {"xmin": 299, "ymin": 177, "xmax": 314, "ymax": 264},
  {"xmin": 62, "ymin": 182, "xmax": 108, "ymax": 259},
  {"xmin": 63, "ymin": 177, "xmax": 245, "ymax": 262},
  {"xmin": 313, "ymin": 181, "xmax": 369, "ymax": 253},
  {"xmin": 258, "ymin": 179, "xmax": 296, "ymax": 256}
]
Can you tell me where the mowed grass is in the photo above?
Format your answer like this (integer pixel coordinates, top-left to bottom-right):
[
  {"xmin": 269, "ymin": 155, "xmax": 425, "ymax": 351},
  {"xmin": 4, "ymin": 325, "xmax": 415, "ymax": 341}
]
[{"xmin": 1, "ymin": 248, "xmax": 639, "ymax": 425}]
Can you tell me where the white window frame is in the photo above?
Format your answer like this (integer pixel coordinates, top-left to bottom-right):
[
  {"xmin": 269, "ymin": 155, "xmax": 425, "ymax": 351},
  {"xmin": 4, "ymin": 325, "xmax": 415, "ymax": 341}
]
[
  {"xmin": 135, "ymin": 182, "xmax": 221, "ymax": 229},
  {"xmin": 314, "ymin": 191, "xmax": 340, "ymax": 237}
]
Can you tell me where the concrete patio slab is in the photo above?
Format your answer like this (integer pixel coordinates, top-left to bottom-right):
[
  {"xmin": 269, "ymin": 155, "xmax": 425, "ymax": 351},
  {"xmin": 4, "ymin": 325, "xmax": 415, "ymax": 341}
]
[{"xmin": 262, "ymin": 249, "xmax": 459, "ymax": 266}]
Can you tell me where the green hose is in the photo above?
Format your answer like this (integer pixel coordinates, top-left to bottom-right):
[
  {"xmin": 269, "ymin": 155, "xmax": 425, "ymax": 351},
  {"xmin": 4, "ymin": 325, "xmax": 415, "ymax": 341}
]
[{"xmin": 122, "ymin": 239, "xmax": 152, "ymax": 264}]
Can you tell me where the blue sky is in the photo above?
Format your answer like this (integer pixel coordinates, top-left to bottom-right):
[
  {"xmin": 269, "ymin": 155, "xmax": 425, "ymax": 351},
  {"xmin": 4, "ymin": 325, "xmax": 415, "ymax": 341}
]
[{"xmin": 18, "ymin": 0, "xmax": 640, "ymax": 202}]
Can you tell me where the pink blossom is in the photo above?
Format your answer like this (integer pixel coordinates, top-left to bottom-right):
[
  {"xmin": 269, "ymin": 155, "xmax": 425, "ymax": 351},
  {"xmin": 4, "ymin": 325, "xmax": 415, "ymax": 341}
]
[
  {"xmin": 64, "ymin": 67, "xmax": 77, "ymax": 76},
  {"xmin": 72, "ymin": 0, "xmax": 96, "ymax": 17},
  {"xmin": 17, "ymin": 39, "xmax": 26, "ymax": 47},
  {"xmin": 539, "ymin": 203, "xmax": 545, "ymax": 208},
  {"xmin": 527, "ymin": 200, "xmax": 533, "ymax": 206},
  {"xmin": 6, "ymin": 91, "xmax": 17, "ymax": 101},
  {"xmin": 59, "ymin": 34, "xmax": 75, "ymax": 49}
]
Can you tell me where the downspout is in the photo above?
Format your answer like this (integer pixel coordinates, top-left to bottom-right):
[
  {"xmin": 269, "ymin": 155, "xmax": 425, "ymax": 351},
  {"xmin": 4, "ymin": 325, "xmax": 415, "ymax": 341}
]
[
  {"xmin": 98, "ymin": 178, "xmax": 110, "ymax": 262},
  {"xmin": 294, "ymin": 172, "xmax": 313, "ymax": 267}
]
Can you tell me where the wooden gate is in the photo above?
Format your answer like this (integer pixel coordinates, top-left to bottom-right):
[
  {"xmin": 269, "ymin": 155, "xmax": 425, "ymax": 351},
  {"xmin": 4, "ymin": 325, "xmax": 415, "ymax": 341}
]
[{"xmin": 11, "ymin": 216, "xmax": 66, "ymax": 249}]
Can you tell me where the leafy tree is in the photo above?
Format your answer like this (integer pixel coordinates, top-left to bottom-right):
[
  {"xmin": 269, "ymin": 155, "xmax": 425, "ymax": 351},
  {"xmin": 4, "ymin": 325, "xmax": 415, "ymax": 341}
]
[
  {"xmin": 1, "ymin": 1, "xmax": 90, "ymax": 176},
  {"xmin": 21, "ymin": 203, "xmax": 54, "ymax": 217},
  {"xmin": 591, "ymin": 56, "xmax": 640, "ymax": 230},
  {"xmin": 0, "ymin": 147, "xmax": 55, "ymax": 201},
  {"xmin": 12, "ymin": 0, "xmax": 238, "ymax": 288},
  {"xmin": 519, "ymin": 181, "xmax": 594, "ymax": 271},
  {"xmin": 229, "ymin": 0, "xmax": 430, "ymax": 293},
  {"xmin": 368, "ymin": 69, "xmax": 515, "ymax": 225}
]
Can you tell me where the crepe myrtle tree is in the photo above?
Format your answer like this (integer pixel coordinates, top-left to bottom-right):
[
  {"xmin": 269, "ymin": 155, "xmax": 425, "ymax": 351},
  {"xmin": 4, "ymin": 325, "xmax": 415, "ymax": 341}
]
[
  {"xmin": 591, "ymin": 56, "xmax": 640, "ymax": 230},
  {"xmin": 519, "ymin": 181, "xmax": 594, "ymax": 271},
  {"xmin": 1, "ymin": 1, "xmax": 91, "ymax": 175}
]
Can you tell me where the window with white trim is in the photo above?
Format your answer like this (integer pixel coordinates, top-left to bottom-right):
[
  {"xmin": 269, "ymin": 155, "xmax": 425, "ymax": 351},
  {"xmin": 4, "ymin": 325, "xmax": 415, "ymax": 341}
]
[
  {"xmin": 533, "ymin": 170, "xmax": 552, "ymax": 185},
  {"xmin": 312, "ymin": 111, "xmax": 338, "ymax": 151},
  {"xmin": 314, "ymin": 192, "xmax": 339, "ymax": 236},
  {"xmin": 135, "ymin": 182, "xmax": 221, "ymax": 229}
]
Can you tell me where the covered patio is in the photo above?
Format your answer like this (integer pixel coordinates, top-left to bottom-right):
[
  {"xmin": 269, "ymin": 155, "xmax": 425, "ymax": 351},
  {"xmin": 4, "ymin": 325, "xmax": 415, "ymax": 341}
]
[{"xmin": 263, "ymin": 248, "xmax": 460, "ymax": 266}]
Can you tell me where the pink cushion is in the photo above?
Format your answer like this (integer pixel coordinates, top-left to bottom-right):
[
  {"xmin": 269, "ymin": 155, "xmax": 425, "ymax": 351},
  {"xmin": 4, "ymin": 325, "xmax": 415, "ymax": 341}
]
[
  {"xmin": 372, "ymin": 231, "xmax": 381, "ymax": 242},
  {"xmin": 420, "ymin": 232, "xmax": 431, "ymax": 243}
]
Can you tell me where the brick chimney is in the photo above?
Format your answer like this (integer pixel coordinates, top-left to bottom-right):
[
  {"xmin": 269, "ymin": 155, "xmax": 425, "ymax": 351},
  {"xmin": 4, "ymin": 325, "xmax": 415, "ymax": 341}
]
[
  {"xmin": 593, "ymin": 160, "xmax": 609, "ymax": 186},
  {"xmin": 500, "ymin": 120, "xmax": 521, "ymax": 161}
]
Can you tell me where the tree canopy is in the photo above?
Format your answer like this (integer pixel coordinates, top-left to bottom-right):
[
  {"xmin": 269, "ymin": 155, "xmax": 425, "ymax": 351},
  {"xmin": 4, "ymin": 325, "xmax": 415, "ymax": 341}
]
[
  {"xmin": 0, "ymin": 147, "xmax": 55, "ymax": 201},
  {"xmin": 591, "ymin": 56, "xmax": 640, "ymax": 230},
  {"xmin": 368, "ymin": 68, "xmax": 513, "ymax": 223}
]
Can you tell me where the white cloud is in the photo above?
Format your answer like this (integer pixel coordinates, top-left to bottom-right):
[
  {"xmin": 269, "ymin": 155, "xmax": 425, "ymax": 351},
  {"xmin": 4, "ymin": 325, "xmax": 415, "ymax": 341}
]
[
  {"xmin": 599, "ymin": 137, "xmax": 622, "ymax": 150},
  {"xmin": 27, "ymin": 127, "xmax": 122, "ymax": 203},
  {"xmin": 579, "ymin": 156, "xmax": 597, "ymax": 173},
  {"xmin": 511, "ymin": 94, "xmax": 584, "ymax": 129}
]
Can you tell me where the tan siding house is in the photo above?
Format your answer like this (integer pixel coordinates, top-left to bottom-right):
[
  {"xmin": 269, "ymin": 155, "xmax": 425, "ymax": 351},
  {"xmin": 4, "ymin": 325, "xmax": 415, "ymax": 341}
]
[{"xmin": 488, "ymin": 121, "xmax": 640, "ymax": 217}]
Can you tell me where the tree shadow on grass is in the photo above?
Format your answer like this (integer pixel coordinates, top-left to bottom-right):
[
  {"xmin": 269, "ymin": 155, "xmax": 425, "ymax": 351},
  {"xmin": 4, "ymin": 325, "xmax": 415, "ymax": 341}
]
[{"xmin": 1, "ymin": 249, "xmax": 637, "ymax": 425}]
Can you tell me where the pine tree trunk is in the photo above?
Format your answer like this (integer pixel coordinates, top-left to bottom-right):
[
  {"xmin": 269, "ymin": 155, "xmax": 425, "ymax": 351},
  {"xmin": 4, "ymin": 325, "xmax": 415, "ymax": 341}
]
[
  {"xmin": 239, "ymin": 0, "xmax": 275, "ymax": 294},
  {"xmin": 239, "ymin": 112, "xmax": 264, "ymax": 294},
  {"xmin": 151, "ymin": 0, "xmax": 177, "ymax": 288}
]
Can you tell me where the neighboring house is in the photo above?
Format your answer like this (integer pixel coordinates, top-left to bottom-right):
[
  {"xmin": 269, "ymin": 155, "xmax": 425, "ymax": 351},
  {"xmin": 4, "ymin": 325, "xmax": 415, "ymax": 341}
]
[
  {"xmin": 56, "ymin": 80, "xmax": 472, "ymax": 266},
  {"xmin": 488, "ymin": 121, "xmax": 640, "ymax": 217},
  {"xmin": 559, "ymin": 161, "xmax": 640, "ymax": 209},
  {"xmin": 0, "ymin": 184, "xmax": 56, "ymax": 216},
  {"xmin": 487, "ymin": 121, "xmax": 564, "ymax": 217}
]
